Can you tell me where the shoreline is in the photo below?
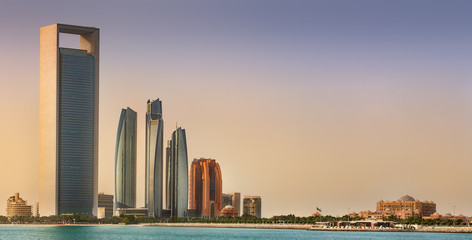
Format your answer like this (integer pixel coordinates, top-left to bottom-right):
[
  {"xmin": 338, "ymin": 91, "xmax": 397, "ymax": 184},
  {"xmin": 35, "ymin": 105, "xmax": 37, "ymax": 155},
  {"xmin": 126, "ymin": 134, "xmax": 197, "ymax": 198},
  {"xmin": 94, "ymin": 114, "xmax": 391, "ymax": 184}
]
[
  {"xmin": 143, "ymin": 223, "xmax": 472, "ymax": 233},
  {"xmin": 144, "ymin": 223, "xmax": 310, "ymax": 230},
  {"xmin": 2, "ymin": 223, "xmax": 472, "ymax": 233}
]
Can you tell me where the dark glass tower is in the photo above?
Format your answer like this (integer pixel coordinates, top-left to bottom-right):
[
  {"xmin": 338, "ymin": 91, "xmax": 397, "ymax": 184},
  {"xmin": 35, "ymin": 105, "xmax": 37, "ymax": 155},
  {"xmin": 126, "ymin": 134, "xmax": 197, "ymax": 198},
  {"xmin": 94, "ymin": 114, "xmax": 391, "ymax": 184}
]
[
  {"xmin": 115, "ymin": 107, "xmax": 137, "ymax": 209},
  {"xmin": 57, "ymin": 48, "xmax": 95, "ymax": 214}
]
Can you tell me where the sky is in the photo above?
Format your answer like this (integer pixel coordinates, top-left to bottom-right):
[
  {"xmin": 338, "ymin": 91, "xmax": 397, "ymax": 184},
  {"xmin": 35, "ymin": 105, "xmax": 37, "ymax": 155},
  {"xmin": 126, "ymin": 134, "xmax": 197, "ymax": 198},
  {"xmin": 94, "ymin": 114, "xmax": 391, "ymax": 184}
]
[{"xmin": 0, "ymin": 0, "xmax": 471, "ymax": 218}]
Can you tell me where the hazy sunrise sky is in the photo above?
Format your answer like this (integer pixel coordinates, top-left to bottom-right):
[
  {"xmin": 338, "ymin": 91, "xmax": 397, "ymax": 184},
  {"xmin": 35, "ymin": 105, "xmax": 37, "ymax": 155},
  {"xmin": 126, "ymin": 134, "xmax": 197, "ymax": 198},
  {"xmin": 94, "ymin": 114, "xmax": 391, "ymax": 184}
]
[{"xmin": 0, "ymin": 0, "xmax": 471, "ymax": 217}]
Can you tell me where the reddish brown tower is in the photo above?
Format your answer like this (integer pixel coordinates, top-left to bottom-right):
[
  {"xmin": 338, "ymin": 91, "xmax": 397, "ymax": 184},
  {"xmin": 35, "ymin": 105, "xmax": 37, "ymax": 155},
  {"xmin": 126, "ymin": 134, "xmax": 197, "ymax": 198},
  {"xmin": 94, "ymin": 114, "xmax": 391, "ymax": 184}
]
[{"xmin": 189, "ymin": 158, "xmax": 222, "ymax": 218}]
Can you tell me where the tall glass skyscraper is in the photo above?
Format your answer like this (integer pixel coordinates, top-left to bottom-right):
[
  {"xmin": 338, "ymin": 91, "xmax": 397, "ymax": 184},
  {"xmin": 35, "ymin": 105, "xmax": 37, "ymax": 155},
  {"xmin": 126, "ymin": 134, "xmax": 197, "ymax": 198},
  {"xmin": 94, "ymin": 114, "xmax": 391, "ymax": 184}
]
[
  {"xmin": 145, "ymin": 99, "xmax": 164, "ymax": 218},
  {"xmin": 165, "ymin": 140, "xmax": 172, "ymax": 210},
  {"xmin": 115, "ymin": 107, "xmax": 137, "ymax": 209},
  {"xmin": 166, "ymin": 127, "xmax": 189, "ymax": 218},
  {"xmin": 39, "ymin": 24, "xmax": 99, "ymax": 216}
]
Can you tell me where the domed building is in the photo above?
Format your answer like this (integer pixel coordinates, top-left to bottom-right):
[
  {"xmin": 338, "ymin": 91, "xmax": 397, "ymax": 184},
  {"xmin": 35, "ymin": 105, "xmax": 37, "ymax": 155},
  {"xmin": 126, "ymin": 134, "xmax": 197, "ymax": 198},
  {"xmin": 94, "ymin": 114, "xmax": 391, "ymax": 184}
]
[
  {"xmin": 376, "ymin": 194, "xmax": 436, "ymax": 219},
  {"xmin": 397, "ymin": 194, "xmax": 415, "ymax": 202},
  {"xmin": 220, "ymin": 205, "xmax": 238, "ymax": 217}
]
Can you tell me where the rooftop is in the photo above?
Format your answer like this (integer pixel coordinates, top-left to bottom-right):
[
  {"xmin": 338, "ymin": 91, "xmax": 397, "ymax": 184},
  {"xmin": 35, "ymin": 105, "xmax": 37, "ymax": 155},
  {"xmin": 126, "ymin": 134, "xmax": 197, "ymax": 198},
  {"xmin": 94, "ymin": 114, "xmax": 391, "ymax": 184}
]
[{"xmin": 397, "ymin": 194, "xmax": 416, "ymax": 202}]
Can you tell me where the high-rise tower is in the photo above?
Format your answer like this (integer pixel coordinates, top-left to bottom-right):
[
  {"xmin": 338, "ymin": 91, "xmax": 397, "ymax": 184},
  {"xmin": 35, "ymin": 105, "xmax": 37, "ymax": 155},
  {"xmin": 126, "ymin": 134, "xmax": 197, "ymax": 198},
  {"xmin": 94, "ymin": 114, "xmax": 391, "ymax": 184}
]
[
  {"xmin": 145, "ymin": 99, "xmax": 164, "ymax": 218},
  {"xmin": 166, "ymin": 127, "xmax": 189, "ymax": 218},
  {"xmin": 165, "ymin": 140, "xmax": 172, "ymax": 210},
  {"xmin": 115, "ymin": 107, "xmax": 137, "ymax": 209},
  {"xmin": 189, "ymin": 158, "xmax": 222, "ymax": 218},
  {"xmin": 39, "ymin": 24, "xmax": 99, "ymax": 216}
]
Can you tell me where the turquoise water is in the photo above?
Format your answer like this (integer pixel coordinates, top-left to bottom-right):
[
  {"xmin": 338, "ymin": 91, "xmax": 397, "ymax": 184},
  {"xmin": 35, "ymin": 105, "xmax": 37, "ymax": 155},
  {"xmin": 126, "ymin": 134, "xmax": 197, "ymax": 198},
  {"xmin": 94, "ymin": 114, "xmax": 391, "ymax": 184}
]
[{"xmin": 0, "ymin": 225, "xmax": 471, "ymax": 239}]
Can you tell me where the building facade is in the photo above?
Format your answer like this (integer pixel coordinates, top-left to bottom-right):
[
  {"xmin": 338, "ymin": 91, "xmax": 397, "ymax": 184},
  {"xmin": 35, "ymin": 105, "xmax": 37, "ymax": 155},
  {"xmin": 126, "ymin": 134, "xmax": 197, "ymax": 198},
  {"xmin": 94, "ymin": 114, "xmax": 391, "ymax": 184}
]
[
  {"xmin": 115, "ymin": 107, "xmax": 137, "ymax": 209},
  {"xmin": 220, "ymin": 205, "xmax": 238, "ymax": 218},
  {"xmin": 189, "ymin": 158, "xmax": 222, "ymax": 218},
  {"xmin": 350, "ymin": 195, "xmax": 437, "ymax": 220},
  {"xmin": 145, "ymin": 99, "xmax": 164, "ymax": 218},
  {"xmin": 166, "ymin": 127, "xmax": 189, "ymax": 218},
  {"xmin": 243, "ymin": 196, "xmax": 261, "ymax": 218},
  {"xmin": 39, "ymin": 24, "xmax": 99, "ymax": 216},
  {"xmin": 423, "ymin": 212, "xmax": 471, "ymax": 222},
  {"xmin": 230, "ymin": 192, "xmax": 241, "ymax": 216},
  {"xmin": 115, "ymin": 208, "xmax": 149, "ymax": 217},
  {"xmin": 97, "ymin": 193, "xmax": 113, "ymax": 218},
  {"xmin": 6, "ymin": 193, "xmax": 32, "ymax": 217},
  {"xmin": 165, "ymin": 140, "xmax": 171, "ymax": 211},
  {"xmin": 222, "ymin": 194, "xmax": 232, "ymax": 208},
  {"xmin": 222, "ymin": 192, "xmax": 240, "ymax": 216},
  {"xmin": 376, "ymin": 195, "xmax": 436, "ymax": 218}
]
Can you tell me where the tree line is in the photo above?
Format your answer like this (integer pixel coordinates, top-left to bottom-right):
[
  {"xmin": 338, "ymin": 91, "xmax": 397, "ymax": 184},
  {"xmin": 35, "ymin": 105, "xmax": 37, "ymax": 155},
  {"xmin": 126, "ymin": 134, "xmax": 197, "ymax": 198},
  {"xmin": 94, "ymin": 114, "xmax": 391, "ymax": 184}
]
[{"xmin": 0, "ymin": 214, "xmax": 467, "ymax": 226}]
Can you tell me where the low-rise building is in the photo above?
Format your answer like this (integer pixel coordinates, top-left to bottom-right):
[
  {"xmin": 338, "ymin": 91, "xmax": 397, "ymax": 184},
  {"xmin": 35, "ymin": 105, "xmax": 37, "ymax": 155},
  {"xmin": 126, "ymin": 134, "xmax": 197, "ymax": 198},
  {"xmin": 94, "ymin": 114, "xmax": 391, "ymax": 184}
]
[
  {"xmin": 422, "ymin": 212, "xmax": 470, "ymax": 222},
  {"xmin": 220, "ymin": 205, "xmax": 238, "ymax": 217},
  {"xmin": 115, "ymin": 208, "xmax": 149, "ymax": 217},
  {"xmin": 6, "ymin": 193, "xmax": 32, "ymax": 217},
  {"xmin": 243, "ymin": 196, "xmax": 261, "ymax": 218},
  {"xmin": 98, "ymin": 193, "xmax": 113, "ymax": 218},
  {"xmin": 312, "ymin": 212, "xmax": 321, "ymax": 217},
  {"xmin": 350, "ymin": 195, "xmax": 437, "ymax": 220},
  {"xmin": 376, "ymin": 195, "xmax": 436, "ymax": 218},
  {"xmin": 222, "ymin": 192, "xmax": 241, "ymax": 216}
]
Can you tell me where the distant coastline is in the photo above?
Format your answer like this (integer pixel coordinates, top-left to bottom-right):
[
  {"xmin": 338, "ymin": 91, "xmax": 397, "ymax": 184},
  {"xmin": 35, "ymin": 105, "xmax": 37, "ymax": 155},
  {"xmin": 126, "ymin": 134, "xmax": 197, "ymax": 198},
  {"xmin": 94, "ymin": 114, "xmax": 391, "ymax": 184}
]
[
  {"xmin": 2, "ymin": 223, "xmax": 472, "ymax": 233},
  {"xmin": 143, "ymin": 223, "xmax": 472, "ymax": 233}
]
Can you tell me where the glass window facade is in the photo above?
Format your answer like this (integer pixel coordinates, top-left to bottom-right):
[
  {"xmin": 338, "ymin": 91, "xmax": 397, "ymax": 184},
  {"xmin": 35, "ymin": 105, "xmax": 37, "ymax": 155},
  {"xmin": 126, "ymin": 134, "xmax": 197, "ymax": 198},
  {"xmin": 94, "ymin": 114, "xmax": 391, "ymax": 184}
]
[
  {"xmin": 115, "ymin": 107, "xmax": 137, "ymax": 209},
  {"xmin": 57, "ymin": 48, "xmax": 95, "ymax": 215},
  {"xmin": 167, "ymin": 128, "xmax": 188, "ymax": 218},
  {"xmin": 243, "ymin": 197, "xmax": 262, "ymax": 218},
  {"xmin": 145, "ymin": 99, "xmax": 164, "ymax": 218}
]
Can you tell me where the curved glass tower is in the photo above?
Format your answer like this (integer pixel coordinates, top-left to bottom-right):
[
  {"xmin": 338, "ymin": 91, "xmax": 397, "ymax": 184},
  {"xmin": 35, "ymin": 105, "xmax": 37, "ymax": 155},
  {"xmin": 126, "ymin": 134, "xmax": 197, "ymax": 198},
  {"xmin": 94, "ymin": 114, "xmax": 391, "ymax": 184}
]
[
  {"xmin": 145, "ymin": 99, "xmax": 164, "ymax": 218},
  {"xmin": 167, "ymin": 127, "xmax": 189, "ymax": 218},
  {"xmin": 115, "ymin": 107, "xmax": 137, "ymax": 210}
]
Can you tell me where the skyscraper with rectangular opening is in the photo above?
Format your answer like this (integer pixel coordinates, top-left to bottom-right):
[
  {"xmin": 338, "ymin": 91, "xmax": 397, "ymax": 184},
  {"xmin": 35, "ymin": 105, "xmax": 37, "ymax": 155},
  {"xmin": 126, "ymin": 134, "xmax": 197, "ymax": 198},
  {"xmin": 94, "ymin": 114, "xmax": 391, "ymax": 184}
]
[{"xmin": 39, "ymin": 24, "xmax": 99, "ymax": 216}]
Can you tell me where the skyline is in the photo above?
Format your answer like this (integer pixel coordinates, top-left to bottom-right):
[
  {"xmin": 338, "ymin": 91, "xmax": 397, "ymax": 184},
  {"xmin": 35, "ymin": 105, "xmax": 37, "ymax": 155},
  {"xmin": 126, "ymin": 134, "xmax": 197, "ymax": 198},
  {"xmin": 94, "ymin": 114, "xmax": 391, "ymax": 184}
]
[{"xmin": 0, "ymin": 0, "xmax": 471, "ymax": 218}]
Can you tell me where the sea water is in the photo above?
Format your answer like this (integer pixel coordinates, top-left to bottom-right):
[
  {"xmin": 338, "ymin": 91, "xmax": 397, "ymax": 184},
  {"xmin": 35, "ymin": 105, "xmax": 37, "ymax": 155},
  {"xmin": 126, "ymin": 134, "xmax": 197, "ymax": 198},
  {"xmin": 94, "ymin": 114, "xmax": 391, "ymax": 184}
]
[{"xmin": 0, "ymin": 225, "xmax": 471, "ymax": 240}]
